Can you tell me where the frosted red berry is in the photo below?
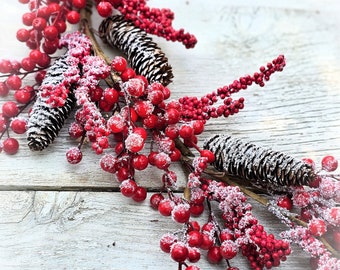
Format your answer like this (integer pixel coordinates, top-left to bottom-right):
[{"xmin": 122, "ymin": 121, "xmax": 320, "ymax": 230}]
[
  {"xmin": 6, "ymin": 75, "xmax": 22, "ymax": 90},
  {"xmin": 170, "ymin": 242, "xmax": 188, "ymax": 262},
  {"xmin": 160, "ymin": 233, "xmax": 177, "ymax": 253},
  {"xmin": 188, "ymin": 230, "xmax": 203, "ymax": 247},
  {"xmin": 220, "ymin": 240, "xmax": 238, "ymax": 260},
  {"xmin": 276, "ymin": 196, "xmax": 293, "ymax": 210},
  {"xmin": 120, "ymin": 179, "xmax": 137, "ymax": 197},
  {"xmin": 172, "ymin": 203, "xmax": 190, "ymax": 223},
  {"xmin": 158, "ymin": 198, "xmax": 174, "ymax": 216},
  {"xmin": 66, "ymin": 147, "xmax": 83, "ymax": 164},
  {"xmin": 111, "ymin": 56, "xmax": 127, "ymax": 72},
  {"xmin": 66, "ymin": 11, "xmax": 81, "ymax": 24},
  {"xmin": 321, "ymin": 155, "xmax": 338, "ymax": 172}
]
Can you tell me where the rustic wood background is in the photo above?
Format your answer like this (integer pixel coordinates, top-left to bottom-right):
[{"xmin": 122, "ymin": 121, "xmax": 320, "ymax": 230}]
[{"xmin": 1, "ymin": 0, "xmax": 340, "ymax": 269}]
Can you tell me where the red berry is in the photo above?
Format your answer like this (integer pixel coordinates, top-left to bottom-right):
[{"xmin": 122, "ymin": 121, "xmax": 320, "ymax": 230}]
[
  {"xmin": 107, "ymin": 114, "xmax": 125, "ymax": 133},
  {"xmin": 154, "ymin": 152, "xmax": 171, "ymax": 170},
  {"xmin": 54, "ymin": 20, "xmax": 67, "ymax": 34},
  {"xmin": 165, "ymin": 108, "xmax": 180, "ymax": 125},
  {"xmin": 111, "ymin": 56, "xmax": 127, "ymax": 72},
  {"xmin": 21, "ymin": 57, "xmax": 35, "ymax": 71},
  {"xmin": 134, "ymin": 100, "xmax": 154, "ymax": 118},
  {"xmin": 189, "ymin": 203, "xmax": 204, "ymax": 216},
  {"xmin": 29, "ymin": 50, "xmax": 43, "ymax": 64},
  {"xmin": 66, "ymin": 147, "xmax": 83, "ymax": 164},
  {"xmin": 120, "ymin": 179, "xmax": 137, "ymax": 197},
  {"xmin": 132, "ymin": 186, "xmax": 147, "ymax": 202},
  {"xmin": 96, "ymin": 1, "xmax": 113, "ymax": 17},
  {"xmin": 6, "ymin": 75, "xmax": 22, "ymax": 90},
  {"xmin": 102, "ymin": 87, "xmax": 119, "ymax": 105},
  {"xmin": 125, "ymin": 133, "xmax": 145, "ymax": 153},
  {"xmin": 2, "ymin": 138, "xmax": 19, "ymax": 155},
  {"xmin": 276, "ymin": 196, "xmax": 293, "ymax": 210},
  {"xmin": 16, "ymin": 28, "xmax": 30, "ymax": 42},
  {"xmin": 100, "ymin": 154, "xmax": 117, "ymax": 174},
  {"xmin": 116, "ymin": 167, "xmax": 130, "ymax": 182},
  {"xmin": 220, "ymin": 240, "xmax": 238, "ymax": 260},
  {"xmin": 160, "ymin": 233, "xmax": 177, "ymax": 253},
  {"xmin": 2, "ymin": 101, "xmax": 19, "ymax": 118},
  {"xmin": 200, "ymin": 149, "xmax": 215, "ymax": 163},
  {"xmin": 132, "ymin": 154, "xmax": 149, "ymax": 170},
  {"xmin": 22, "ymin": 12, "xmax": 36, "ymax": 26},
  {"xmin": 10, "ymin": 118, "xmax": 27, "ymax": 134},
  {"xmin": 321, "ymin": 155, "xmax": 338, "ymax": 172},
  {"xmin": 32, "ymin": 17, "xmax": 46, "ymax": 31},
  {"xmin": 158, "ymin": 198, "xmax": 174, "ymax": 216},
  {"xmin": 170, "ymin": 242, "xmax": 188, "ymax": 262},
  {"xmin": 148, "ymin": 89, "xmax": 164, "ymax": 105},
  {"xmin": 72, "ymin": 0, "xmax": 86, "ymax": 9},
  {"xmin": 200, "ymin": 234, "xmax": 214, "ymax": 250},
  {"xmin": 121, "ymin": 68, "xmax": 136, "ymax": 81},
  {"xmin": 192, "ymin": 120, "xmax": 205, "ymax": 135},
  {"xmin": 150, "ymin": 193, "xmax": 164, "ymax": 210},
  {"xmin": 308, "ymin": 218, "xmax": 327, "ymax": 236},
  {"xmin": 43, "ymin": 25, "xmax": 59, "ymax": 40},
  {"xmin": 172, "ymin": 203, "xmax": 190, "ymax": 223},
  {"xmin": 66, "ymin": 11, "xmax": 80, "ymax": 24},
  {"xmin": 187, "ymin": 247, "xmax": 201, "ymax": 263},
  {"xmin": 0, "ymin": 82, "xmax": 9, "ymax": 97},
  {"xmin": 125, "ymin": 78, "xmax": 145, "ymax": 97},
  {"xmin": 0, "ymin": 114, "xmax": 7, "ymax": 133},
  {"xmin": 188, "ymin": 230, "xmax": 203, "ymax": 247},
  {"xmin": 207, "ymin": 246, "xmax": 223, "ymax": 264},
  {"xmin": 179, "ymin": 125, "xmax": 194, "ymax": 139},
  {"xmin": 14, "ymin": 88, "xmax": 32, "ymax": 104}
]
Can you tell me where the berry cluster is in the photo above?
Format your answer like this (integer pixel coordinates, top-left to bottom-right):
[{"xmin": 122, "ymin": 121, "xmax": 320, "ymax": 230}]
[
  {"xmin": 268, "ymin": 156, "xmax": 340, "ymax": 269},
  {"xmin": 156, "ymin": 156, "xmax": 291, "ymax": 270},
  {"xmin": 178, "ymin": 55, "xmax": 286, "ymax": 121},
  {"xmin": 94, "ymin": 0, "xmax": 197, "ymax": 48}
]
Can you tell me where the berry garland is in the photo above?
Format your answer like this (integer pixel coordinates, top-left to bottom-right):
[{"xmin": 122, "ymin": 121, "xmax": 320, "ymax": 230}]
[{"xmin": 0, "ymin": 1, "xmax": 339, "ymax": 270}]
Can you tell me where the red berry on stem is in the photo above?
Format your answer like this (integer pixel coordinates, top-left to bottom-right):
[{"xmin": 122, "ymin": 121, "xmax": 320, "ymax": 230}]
[
  {"xmin": 308, "ymin": 218, "xmax": 327, "ymax": 236},
  {"xmin": 220, "ymin": 240, "xmax": 238, "ymax": 260},
  {"xmin": 6, "ymin": 75, "xmax": 22, "ymax": 90},
  {"xmin": 97, "ymin": 2, "xmax": 113, "ymax": 17},
  {"xmin": 188, "ymin": 230, "xmax": 203, "ymax": 247},
  {"xmin": 66, "ymin": 11, "xmax": 81, "ymax": 24},
  {"xmin": 2, "ymin": 138, "xmax": 19, "ymax": 155},
  {"xmin": 121, "ymin": 68, "xmax": 136, "ymax": 82},
  {"xmin": 132, "ymin": 154, "xmax": 149, "ymax": 170},
  {"xmin": 160, "ymin": 233, "xmax": 177, "ymax": 253},
  {"xmin": 170, "ymin": 242, "xmax": 188, "ymax": 262},
  {"xmin": 43, "ymin": 25, "xmax": 59, "ymax": 40},
  {"xmin": 111, "ymin": 56, "xmax": 127, "ymax": 72},
  {"xmin": 150, "ymin": 193, "xmax": 164, "ymax": 210},
  {"xmin": 187, "ymin": 247, "xmax": 201, "ymax": 263},
  {"xmin": 16, "ymin": 28, "xmax": 30, "ymax": 42},
  {"xmin": 2, "ymin": 101, "xmax": 19, "ymax": 118},
  {"xmin": 66, "ymin": 147, "xmax": 83, "ymax": 164},
  {"xmin": 0, "ymin": 82, "xmax": 9, "ymax": 97},
  {"xmin": 207, "ymin": 246, "xmax": 223, "ymax": 264},
  {"xmin": 158, "ymin": 198, "xmax": 174, "ymax": 216},
  {"xmin": 14, "ymin": 88, "xmax": 32, "ymax": 104},
  {"xmin": 72, "ymin": 0, "xmax": 86, "ymax": 9},
  {"xmin": 120, "ymin": 179, "xmax": 137, "ymax": 197},
  {"xmin": 10, "ymin": 118, "xmax": 27, "ymax": 134},
  {"xmin": 276, "ymin": 196, "xmax": 293, "ymax": 210},
  {"xmin": 132, "ymin": 186, "xmax": 147, "ymax": 202},
  {"xmin": 321, "ymin": 155, "xmax": 338, "ymax": 172},
  {"xmin": 172, "ymin": 203, "xmax": 190, "ymax": 223}
]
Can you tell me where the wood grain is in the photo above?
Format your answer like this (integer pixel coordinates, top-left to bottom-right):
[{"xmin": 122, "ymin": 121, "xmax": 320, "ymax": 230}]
[
  {"xmin": 0, "ymin": 191, "xmax": 310, "ymax": 270},
  {"xmin": 0, "ymin": 0, "xmax": 340, "ymax": 269}
]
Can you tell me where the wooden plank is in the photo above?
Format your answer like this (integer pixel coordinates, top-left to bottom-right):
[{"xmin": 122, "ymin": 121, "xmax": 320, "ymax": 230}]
[
  {"xmin": 1, "ymin": 1, "xmax": 340, "ymax": 190},
  {"xmin": 0, "ymin": 191, "xmax": 310, "ymax": 269}
]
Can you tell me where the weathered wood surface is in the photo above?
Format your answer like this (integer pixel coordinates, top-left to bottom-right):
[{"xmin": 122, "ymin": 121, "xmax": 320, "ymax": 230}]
[{"xmin": 0, "ymin": 0, "xmax": 340, "ymax": 269}]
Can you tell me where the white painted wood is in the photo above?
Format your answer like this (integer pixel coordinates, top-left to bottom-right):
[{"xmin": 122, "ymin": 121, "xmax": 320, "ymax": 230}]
[
  {"xmin": 0, "ymin": 1, "xmax": 340, "ymax": 269},
  {"xmin": 0, "ymin": 191, "xmax": 310, "ymax": 270}
]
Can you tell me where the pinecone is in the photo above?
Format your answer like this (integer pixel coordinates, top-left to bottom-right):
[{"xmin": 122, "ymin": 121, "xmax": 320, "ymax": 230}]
[
  {"xmin": 27, "ymin": 56, "xmax": 76, "ymax": 151},
  {"xmin": 204, "ymin": 134, "xmax": 315, "ymax": 187},
  {"xmin": 99, "ymin": 15, "xmax": 173, "ymax": 86}
]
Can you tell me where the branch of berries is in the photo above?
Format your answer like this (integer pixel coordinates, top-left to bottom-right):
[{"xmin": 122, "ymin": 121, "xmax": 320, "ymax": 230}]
[
  {"xmin": 94, "ymin": 0, "xmax": 197, "ymax": 48},
  {"xmin": 190, "ymin": 137, "xmax": 340, "ymax": 268}
]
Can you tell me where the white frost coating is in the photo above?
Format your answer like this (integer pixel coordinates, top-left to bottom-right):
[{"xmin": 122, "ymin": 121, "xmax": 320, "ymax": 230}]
[{"xmin": 125, "ymin": 133, "xmax": 144, "ymax": 152}]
